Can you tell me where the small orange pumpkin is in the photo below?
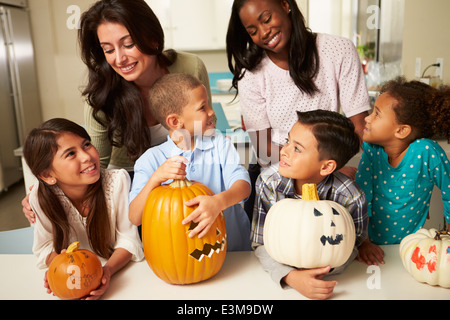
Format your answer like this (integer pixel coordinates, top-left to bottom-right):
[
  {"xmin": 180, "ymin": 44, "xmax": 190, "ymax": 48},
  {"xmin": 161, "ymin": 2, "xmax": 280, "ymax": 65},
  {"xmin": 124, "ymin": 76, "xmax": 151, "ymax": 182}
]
[
  {"xmin": 142, "ymin": 179, "xmax": 227, "ymax": 285},
  {"xmin": 47, "ymin": 241, "xmax": 103, "ymax": 299}
]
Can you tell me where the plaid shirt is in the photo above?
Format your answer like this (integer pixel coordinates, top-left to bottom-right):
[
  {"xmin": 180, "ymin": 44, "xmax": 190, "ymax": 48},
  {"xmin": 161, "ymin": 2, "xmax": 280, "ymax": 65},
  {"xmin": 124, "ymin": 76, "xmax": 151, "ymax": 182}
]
[{"xmin": 251, "ymin": 165, "xmax": 368, "ymax": 247}]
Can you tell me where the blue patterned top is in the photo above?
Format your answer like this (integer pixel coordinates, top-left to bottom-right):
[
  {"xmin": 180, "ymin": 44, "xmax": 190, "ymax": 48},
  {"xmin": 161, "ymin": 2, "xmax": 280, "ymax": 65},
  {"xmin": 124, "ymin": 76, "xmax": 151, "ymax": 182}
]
[{"xmin": 356, "ymin": 139, "xmax": 450, "ymax": 244}]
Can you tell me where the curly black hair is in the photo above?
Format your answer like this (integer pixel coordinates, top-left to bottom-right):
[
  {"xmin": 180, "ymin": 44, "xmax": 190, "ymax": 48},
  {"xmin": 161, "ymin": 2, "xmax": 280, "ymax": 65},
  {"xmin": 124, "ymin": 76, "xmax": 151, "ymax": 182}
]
[{"xmin": 380, "ymin": 77, "xmax": 450, "ymax": 140}]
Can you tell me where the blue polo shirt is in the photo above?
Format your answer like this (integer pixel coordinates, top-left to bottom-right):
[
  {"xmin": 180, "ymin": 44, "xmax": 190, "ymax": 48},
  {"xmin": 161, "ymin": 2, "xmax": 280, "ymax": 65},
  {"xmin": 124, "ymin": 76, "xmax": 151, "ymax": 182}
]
[{"xmin": 130, "ymin": 133, "xmax": 251, "ymax": 251}]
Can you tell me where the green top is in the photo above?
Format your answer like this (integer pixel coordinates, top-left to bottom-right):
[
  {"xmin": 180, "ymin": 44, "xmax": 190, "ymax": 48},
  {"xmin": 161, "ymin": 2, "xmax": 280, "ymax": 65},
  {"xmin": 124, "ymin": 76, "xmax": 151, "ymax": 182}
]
[{"xmin": 84, "ymin": 51, "xmax": 212, "ymax": 170}]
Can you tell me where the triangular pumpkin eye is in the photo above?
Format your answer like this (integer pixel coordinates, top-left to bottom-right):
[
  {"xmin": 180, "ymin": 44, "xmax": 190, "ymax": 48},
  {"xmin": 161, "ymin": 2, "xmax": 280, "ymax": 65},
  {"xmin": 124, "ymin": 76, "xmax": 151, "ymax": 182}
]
[
  {"xmin": 188, "ymin": 221, "xmax": 199, "ymax": 232},
  {"xmin": 332, "ymin": 208, "xmax": 340, "ymax": 215},
  {"xmin": 314, "ymin": 208, "xmax": 323, "ymax": 216}
]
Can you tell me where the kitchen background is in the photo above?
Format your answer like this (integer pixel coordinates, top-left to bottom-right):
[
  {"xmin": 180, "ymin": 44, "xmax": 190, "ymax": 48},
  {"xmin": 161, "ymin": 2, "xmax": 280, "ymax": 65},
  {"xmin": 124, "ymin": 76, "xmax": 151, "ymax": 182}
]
[{"xmin": 1, "ymin": 0, "xmax": 449, "ymax": 232}]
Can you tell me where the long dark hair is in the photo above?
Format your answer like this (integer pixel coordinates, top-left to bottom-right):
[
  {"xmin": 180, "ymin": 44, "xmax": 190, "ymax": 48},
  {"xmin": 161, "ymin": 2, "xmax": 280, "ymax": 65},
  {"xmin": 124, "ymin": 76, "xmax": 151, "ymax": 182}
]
[
  {"xmin": 226, "ymin": 0, "xmax": 319, "ymax": 95},
  {"xmin": 78, "ymin": 0, "xmax": 177, "ymax": 162},
  {"xmin": 23, "ymin": 118, "xmax": 112, "ymax": 258}
]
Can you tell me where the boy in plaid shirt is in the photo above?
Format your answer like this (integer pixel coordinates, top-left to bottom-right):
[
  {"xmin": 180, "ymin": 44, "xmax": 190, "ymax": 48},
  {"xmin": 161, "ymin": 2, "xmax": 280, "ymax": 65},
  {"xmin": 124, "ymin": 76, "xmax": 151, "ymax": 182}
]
[{"xmin": 251, "ymin": 110, "xmax": 367, "ymax": 300}]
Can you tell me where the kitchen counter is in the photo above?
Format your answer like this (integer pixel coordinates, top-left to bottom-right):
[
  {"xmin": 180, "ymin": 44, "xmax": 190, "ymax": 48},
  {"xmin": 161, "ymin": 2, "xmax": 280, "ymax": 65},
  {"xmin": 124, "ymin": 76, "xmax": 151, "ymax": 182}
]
[{"xmin": 0, "ymin": 245, "xmax": 448, "ymax": 301}]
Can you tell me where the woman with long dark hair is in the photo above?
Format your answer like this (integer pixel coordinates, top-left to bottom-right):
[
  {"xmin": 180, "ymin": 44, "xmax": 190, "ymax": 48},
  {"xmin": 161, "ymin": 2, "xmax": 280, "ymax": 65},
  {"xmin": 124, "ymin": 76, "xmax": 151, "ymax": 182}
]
[
  {"xmin": 227, "ymin": 0, "xmax": 370, "ymax": 217},
  {"xmin": 79, "ymin": 0, "xmax": 211, "ymax": 171},
  {"xmin": 22, "ymin": 0, "xmax": 211, "ymax": 223},
  {"xmin": 227, "ymin": 0, "xmax": 370, "ymax": 162}
]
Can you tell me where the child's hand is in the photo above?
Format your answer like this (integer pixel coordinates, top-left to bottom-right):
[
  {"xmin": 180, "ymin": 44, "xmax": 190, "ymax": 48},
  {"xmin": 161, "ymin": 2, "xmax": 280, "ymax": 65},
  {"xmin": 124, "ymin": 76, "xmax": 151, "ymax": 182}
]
[
  {"xmin": 43, "ymin": 270, "xmax": 54, "ymax": 296},
  {"xmin": 43, "ymin": 248, "xmax": 67, "ymax": 296},
  {"xmin": 357, "ymin": 239, "xmax": 385, "ymax": 265},
  {"xmin": 83, "ymin": 267, "xmax": 112, "ymax": 300},
  {"xmin": 150, "ymin": 155, "xmax": 188, "ymax": 186},
  {"xmin": 283, "ymin": 266, "xmax": 337, "ymax": 300},
  {"xmin": 183, "ymin": 195, "xmax": 222, "ymax": 238}
]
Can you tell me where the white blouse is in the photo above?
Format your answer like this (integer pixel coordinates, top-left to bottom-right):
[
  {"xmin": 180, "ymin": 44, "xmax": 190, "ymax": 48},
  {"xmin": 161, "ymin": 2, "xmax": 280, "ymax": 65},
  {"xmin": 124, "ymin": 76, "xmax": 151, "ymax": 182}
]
[{"xmin": 30, "ymin": 169, "xmax": 144, "ymax": 269}]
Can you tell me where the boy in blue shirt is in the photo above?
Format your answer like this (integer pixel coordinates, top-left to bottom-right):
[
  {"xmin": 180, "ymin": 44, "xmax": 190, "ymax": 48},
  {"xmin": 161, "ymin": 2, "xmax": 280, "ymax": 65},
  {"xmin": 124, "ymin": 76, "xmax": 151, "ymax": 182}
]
[
  {"xmin": 129, "ymin": 73, "xmax": 251, "ymax": 251},
  {"xmin": 252, "ymin": 110, "xmax": 368, "ymax": 299}
]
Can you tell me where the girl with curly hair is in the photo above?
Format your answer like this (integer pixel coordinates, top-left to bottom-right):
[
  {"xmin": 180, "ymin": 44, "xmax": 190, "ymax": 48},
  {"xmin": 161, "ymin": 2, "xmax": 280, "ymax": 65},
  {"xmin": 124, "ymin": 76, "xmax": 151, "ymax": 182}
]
[{"xmin": 356, "ymin": 77, "xmax": 450, "ymax": 265}]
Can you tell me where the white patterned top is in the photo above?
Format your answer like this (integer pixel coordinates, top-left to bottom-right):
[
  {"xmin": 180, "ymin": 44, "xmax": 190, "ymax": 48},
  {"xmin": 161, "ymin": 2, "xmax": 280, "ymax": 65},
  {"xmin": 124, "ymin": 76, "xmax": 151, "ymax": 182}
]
[
  {"xmin": 238, "ymin": 33, "xmax": 371, "ymax": 145},
  {"xmin": 31, "ymin": 168, "xmax": 144, "ymax": 269}
]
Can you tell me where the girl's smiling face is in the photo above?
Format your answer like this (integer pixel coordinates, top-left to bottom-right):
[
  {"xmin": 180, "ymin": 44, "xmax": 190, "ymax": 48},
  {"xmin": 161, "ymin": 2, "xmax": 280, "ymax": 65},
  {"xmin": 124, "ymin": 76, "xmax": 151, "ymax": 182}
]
[
  {"xmin": 44, "ymin": 133, "xmax": 101, "ymax": 194},
  {"xmin": 238, "ymin": 0, "xmax": 292, "ymax": 58},
  {"xmin": 363, "ymin": 93, "xmax": 402, "ymax": 145}
]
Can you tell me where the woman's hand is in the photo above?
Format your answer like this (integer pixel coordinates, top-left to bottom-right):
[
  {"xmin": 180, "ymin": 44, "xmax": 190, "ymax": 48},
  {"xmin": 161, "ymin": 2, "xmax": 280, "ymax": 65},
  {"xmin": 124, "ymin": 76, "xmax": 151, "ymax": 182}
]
[{"xmin": 21, "ymin": 186, "xmax": 35, "ymax": 223}]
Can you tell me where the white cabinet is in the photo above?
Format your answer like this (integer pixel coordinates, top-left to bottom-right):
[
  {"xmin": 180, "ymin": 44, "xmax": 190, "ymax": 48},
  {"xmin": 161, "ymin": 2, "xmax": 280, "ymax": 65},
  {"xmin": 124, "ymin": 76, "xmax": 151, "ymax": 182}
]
[{"xmin": 145, "ymin": 0, "xmax": 233, "ymax": 51}]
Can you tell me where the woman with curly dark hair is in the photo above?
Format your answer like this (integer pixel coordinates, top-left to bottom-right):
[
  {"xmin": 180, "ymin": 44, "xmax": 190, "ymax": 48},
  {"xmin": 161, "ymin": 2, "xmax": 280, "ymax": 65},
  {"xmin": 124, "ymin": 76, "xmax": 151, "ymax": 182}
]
[{"xmin": 356, "ymin": 77, "xmax": 450, "ymax": 265}]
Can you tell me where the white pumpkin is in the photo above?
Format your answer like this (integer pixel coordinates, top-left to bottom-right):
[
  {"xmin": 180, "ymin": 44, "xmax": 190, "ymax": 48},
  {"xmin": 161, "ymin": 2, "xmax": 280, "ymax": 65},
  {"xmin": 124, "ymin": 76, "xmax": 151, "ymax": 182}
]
[
  {"xmin": 263, "ymin": 183, "xmax": 356, "ymax": 269},
  {"xmin": 399, "ymin": 228, "xmax": 450, "ymax": 288}
]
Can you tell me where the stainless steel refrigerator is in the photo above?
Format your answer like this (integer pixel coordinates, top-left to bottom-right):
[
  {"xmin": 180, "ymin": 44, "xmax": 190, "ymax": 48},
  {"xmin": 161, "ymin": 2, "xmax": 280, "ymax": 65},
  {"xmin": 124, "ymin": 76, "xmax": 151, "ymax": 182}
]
[{"xmin": 0, "ymin": 0, "xmax": 42, "ymax": 191}]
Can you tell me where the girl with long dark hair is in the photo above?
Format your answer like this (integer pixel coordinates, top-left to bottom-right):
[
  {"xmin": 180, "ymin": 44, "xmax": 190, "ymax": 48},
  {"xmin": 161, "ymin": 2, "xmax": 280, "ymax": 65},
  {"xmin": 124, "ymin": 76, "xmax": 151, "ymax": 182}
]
[{"xmin": 24, "ymin": 118, "xmax": 143, "ymax": 299}]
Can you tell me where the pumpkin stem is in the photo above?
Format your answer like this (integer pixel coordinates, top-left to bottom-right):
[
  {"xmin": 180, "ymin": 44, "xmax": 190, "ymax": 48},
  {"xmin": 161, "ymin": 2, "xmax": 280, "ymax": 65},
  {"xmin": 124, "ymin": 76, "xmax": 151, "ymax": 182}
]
[
  {"xmin": 170, "ymin": 179, "xmax": 193, "ymax": 188},
  {"xmin": 66, "ymin": 241, "xmax": 80, "ymax": 253},
  {"xmin": 434, "ymin": 230, "xmax": 449, "ymax": 240},
  {"xmin": 302, "ymin": 183, "xmax": 320, "ymax": 201}
]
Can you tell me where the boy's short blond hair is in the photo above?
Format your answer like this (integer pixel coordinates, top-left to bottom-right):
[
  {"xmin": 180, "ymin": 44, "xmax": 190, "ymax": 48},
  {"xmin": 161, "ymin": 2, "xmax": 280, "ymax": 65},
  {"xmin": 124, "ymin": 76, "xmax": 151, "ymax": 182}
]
[{"xmin": 148, "ymin": 73, "xmax": 203, "ymax": 130}]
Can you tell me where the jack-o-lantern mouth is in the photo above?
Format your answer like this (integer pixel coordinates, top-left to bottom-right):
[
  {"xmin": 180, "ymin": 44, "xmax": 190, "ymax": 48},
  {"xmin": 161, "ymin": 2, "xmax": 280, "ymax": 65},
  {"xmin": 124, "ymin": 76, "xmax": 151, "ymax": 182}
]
[
  {"xmin": 189, "ymin": 227, "xmax": 227, "ymax": 261},
  {"xmin": 314, "ymin": 207, "xmax": 344, "ymax": 246},
  {"xmin": 320, "ymin": 234, "xmax": 344, "ymax": 246}
]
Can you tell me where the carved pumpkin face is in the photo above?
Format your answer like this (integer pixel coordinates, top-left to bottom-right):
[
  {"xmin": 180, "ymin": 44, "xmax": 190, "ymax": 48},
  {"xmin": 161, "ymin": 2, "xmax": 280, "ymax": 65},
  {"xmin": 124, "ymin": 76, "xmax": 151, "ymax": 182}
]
[
  {"xmin": 142, "ymin": 179, "xmax": 227, "ymax": 285},
  {"xmin": 47, "ymin": 242, "xmax": 103, "ymax": 300},
  {"xmin": 399, "ymin": 228, "xmax": 450, "ymax": 288},
  {"xmin": 263, "ymin": 184, "xmax": 356, "ymax": 269}
]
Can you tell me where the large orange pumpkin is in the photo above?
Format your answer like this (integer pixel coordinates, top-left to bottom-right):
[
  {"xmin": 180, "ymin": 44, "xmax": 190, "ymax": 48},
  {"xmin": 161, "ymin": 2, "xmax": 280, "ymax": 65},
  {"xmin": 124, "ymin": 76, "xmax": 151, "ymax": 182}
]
[
  {"xmin": 142, "ymin": 179, "xmax": 227, "ymax": 284},
  {"xmin": 47, "ymin": 241, "xmax": 103, "ymax": 299}
]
